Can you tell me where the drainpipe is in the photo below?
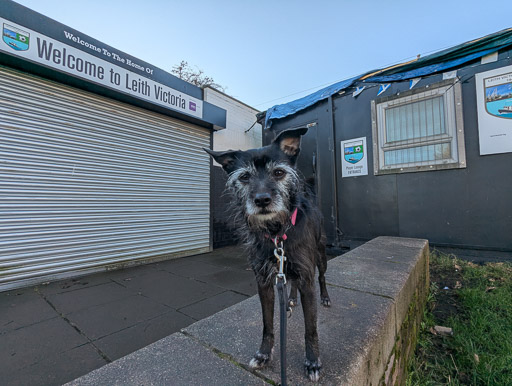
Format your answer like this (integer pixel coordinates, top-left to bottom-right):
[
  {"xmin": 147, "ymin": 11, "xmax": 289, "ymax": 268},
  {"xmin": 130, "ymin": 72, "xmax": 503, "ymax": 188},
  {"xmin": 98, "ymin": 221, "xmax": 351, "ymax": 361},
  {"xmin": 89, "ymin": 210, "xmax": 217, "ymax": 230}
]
[{"xmin": 327, "ymin": 96, "xmax": 341, "ymax": 247}]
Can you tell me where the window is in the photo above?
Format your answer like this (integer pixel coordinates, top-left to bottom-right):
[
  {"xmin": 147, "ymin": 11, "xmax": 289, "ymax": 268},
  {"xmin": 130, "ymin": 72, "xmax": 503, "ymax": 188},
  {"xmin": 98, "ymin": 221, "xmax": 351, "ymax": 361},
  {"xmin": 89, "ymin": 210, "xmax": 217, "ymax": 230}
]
[{"xmin": 371, "ymin": 79, "xmax": 466, "ymax": 174}]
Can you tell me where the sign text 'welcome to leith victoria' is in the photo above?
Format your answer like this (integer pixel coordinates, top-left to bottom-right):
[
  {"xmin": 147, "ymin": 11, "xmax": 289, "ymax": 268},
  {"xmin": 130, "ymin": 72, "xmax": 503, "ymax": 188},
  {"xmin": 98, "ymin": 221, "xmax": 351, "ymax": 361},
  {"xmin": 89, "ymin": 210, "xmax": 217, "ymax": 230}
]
[{"xmin": 1, "ymin": 18, "xmax": 203, "ymax": 119}]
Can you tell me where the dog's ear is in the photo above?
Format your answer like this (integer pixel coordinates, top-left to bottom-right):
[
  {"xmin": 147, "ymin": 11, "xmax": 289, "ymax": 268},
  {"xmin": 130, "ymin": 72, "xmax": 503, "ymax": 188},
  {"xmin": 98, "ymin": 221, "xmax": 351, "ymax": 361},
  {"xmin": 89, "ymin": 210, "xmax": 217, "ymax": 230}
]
[
  {"xmin": 203, "ymin": 148, "xmax": 241, "ymax": 174},
  {"xmin": 272, "ymin": 127, "xmax": 308, "ymax": 160}
]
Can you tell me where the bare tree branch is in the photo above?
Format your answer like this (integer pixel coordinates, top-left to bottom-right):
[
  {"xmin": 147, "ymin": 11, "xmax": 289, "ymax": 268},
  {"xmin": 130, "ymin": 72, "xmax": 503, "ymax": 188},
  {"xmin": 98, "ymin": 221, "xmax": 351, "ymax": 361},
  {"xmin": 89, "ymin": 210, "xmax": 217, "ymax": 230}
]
[{"xmin": 171, "ymin": 61, "xmax": 226, "ymax": 92}]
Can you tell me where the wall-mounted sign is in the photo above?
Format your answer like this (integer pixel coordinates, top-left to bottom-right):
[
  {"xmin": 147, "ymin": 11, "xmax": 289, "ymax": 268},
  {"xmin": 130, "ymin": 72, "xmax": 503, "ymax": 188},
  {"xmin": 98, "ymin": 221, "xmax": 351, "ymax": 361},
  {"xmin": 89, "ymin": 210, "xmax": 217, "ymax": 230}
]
[
  {"xmin": 0, "ymin": 18, "xmax": 203, "ymax": 119},
  {"xmin": 341, "ymin": 137, "xmax": 368, "ymax": 178},
  {"xmin": 475, "ymin": 65, "xmax": 512, "ymax": 155}
]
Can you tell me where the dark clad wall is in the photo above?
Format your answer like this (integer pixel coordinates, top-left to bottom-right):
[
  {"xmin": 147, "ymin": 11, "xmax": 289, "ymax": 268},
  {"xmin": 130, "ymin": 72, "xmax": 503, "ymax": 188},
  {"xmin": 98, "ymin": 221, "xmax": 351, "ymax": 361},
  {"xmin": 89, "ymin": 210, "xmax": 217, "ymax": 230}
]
[
  {"xmin": 211, "ymin": 165, "xmax": 237, "ymax": 248},
  {"xmin": 269, "ymin": 49, "xmax": 512, "ymax": 250},
  {"xmin": 265, "ymin": 100, "xmax": 340, "ymax": 246}
]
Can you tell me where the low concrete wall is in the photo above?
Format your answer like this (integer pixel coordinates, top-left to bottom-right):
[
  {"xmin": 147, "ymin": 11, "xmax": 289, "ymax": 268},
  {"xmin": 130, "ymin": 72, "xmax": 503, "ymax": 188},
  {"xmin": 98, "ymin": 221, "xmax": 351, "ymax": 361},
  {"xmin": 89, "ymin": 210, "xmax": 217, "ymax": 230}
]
[{"xmin": 69, "ymin": 236, "xmax": 429, "ymax": 385}]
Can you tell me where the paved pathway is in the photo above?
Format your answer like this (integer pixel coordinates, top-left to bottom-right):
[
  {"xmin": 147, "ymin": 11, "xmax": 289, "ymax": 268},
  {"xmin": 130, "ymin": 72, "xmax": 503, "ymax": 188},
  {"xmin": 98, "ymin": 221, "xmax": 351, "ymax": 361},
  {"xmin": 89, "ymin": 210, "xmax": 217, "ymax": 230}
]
[{"xmin": 0, "ymin": 246, "xmax": 256, "ymax": 386}]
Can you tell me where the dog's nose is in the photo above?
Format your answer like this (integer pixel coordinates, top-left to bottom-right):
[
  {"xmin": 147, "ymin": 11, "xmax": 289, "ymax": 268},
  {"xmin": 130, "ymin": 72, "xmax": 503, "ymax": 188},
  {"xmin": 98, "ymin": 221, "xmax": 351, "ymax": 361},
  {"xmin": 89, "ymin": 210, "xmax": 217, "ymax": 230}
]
[{"xmin": 254, "ymin": 193, "xmax": 272, "ymax": 208}]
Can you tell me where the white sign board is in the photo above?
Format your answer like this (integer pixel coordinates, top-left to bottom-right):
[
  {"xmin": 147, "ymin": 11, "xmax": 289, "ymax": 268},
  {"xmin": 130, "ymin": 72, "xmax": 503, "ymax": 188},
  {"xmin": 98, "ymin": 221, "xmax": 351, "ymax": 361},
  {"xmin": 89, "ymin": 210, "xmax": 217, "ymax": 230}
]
[
  {"xmin": 475, "ymin": 65, "xmax": 512, "ymax": 155},
  {"xmin": 341, "ymin": 137, "xmax": 368, "ymax": 178},
  {"xmin": 0, "ymin": 18, "xmax": 203, "ymax": 119}
]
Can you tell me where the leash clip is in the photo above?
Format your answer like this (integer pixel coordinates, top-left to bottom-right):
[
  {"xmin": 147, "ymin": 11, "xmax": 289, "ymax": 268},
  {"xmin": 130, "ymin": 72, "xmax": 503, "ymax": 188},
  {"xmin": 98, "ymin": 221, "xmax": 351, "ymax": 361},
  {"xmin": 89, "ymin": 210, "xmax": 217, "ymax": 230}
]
[{"xmin": 273, "ymin": 240, "xmax": 287, "ymax": 285}]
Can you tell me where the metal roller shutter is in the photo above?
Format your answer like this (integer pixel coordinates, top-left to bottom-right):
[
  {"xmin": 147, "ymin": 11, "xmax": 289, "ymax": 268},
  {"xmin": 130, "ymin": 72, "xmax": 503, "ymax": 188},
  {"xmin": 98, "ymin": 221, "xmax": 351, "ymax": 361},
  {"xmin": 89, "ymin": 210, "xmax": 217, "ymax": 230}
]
[{"xmin": 0, "ymin": 66, "xmax": 211, "ymax": 291}]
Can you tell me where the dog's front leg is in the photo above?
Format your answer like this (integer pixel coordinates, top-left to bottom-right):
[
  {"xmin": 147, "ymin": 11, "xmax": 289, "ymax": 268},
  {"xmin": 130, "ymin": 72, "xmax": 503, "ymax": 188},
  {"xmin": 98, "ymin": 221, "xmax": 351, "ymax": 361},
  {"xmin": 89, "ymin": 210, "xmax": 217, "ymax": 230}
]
[
  {"xmin": 299, "ymin": 283, "xmax": 322, "ymax": 381},
  {"xmin": 249, "ymin": 282, "xmax": 274, "ymax": 369}
]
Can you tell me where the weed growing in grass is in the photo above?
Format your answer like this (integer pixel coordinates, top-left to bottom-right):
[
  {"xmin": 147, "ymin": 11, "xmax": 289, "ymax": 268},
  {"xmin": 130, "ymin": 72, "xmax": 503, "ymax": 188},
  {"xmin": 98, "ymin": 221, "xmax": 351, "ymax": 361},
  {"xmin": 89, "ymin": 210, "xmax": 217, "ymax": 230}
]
[{"xmin": 407, "ymin": 251, "xmax": 512, "ymax": 385}]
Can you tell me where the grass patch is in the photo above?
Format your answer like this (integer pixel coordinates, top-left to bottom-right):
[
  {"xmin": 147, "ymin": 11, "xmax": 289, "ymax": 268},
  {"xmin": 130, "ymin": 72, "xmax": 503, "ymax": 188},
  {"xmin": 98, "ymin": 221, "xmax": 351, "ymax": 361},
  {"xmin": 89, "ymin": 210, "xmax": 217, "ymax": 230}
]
[{"xmin": 407, "ymin": 250, "xmax": 512, "ymax": 385}]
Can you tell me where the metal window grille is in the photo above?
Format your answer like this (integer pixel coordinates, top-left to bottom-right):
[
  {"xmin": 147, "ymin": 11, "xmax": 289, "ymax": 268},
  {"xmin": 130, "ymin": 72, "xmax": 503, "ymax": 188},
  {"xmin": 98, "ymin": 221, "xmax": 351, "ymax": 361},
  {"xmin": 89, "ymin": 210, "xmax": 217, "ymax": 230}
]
[{"xmin": 372, "ymin": 80, "xmax": 466, "ymax": 174}]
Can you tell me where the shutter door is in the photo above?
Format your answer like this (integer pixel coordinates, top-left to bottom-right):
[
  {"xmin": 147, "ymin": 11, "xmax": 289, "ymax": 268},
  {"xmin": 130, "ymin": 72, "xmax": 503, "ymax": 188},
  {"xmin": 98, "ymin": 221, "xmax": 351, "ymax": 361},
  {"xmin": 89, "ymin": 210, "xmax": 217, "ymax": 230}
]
[{"xmin": 0, "ymin": 66, "xmax": 211, "ymax": 291}]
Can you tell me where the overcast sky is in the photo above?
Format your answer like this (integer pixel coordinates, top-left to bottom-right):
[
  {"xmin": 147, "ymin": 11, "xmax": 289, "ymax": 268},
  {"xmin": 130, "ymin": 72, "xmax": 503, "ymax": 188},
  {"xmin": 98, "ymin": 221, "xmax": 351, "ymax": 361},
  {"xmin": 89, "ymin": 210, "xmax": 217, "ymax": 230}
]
[{"xmin": 12, "ymin": 0, "xmax": 512, "ymax": 113}]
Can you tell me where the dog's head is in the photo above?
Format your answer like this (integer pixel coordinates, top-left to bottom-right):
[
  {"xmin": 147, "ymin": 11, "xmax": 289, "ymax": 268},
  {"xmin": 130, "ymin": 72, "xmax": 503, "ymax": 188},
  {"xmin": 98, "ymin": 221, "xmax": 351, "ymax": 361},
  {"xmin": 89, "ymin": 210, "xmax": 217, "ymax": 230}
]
[{"xmin": 205, "ymin": 127, "xmax": 307, "ymax": 232}]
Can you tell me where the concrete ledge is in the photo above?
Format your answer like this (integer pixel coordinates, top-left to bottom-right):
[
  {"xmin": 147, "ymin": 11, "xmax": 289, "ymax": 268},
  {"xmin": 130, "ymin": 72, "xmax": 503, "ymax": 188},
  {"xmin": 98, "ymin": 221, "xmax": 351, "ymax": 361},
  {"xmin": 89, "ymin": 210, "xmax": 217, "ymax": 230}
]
[{"xmin": 68, "ymin": 236, "xmax": 429, "ymax": 385}]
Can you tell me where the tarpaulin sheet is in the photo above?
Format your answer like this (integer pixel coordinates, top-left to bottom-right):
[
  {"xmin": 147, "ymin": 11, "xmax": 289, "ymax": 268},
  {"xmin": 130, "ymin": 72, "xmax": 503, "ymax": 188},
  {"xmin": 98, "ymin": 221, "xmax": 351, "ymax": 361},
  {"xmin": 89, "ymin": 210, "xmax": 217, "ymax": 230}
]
[
  {"xmin": 264, "ymin": 75, "xmax": 361, "ymax": 129},
  {"xmin": 366, "ymin": 28, "xmax": 512, "ymax": 80},
  {"xmin": 264, "ymin": 28, "xmax": 512, "ymax": 128},
  {"xmin": 365, "ymin": 46, "xmax": 508, "ymax": 82}
]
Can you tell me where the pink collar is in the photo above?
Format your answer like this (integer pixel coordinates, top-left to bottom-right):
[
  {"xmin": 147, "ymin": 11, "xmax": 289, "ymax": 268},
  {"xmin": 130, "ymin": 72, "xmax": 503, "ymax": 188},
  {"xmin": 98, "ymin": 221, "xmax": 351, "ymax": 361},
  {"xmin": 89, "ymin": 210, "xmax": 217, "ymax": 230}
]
[
  {"xmin": 290, "ymin": 207, "xmax": 298, "ymax": 226},
  {"xmin": 265, "ymin": 207, "xmax": 298, "ymax": 243}
]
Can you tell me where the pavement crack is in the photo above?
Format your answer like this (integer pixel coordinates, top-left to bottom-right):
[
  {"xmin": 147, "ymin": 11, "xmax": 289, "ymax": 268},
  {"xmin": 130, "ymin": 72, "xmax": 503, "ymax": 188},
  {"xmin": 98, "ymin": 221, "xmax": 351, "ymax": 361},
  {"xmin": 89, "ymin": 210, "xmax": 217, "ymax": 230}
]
[
  {"xmin": 189, "ymin": 276, "xmax": 254, "ymax": 297},
  {"xmin": 34, "ymin": 288, "xmax": 112, "ymax": 364},
  {"xmin": 325, "ymin": 282, "xmax": 395, "ymax": 300},
  {"xmin": 180, "ymin": 331, "xmax": 275, "ymax": 385}
]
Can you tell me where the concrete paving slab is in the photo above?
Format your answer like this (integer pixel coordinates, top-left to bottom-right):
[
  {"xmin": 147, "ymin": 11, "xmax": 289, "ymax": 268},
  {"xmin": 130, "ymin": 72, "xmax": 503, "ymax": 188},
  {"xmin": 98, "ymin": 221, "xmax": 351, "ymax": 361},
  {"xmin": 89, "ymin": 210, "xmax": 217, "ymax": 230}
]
[
  {"xmin": 36, "ymin": 274, "xmax": 112, "ymax": 296},
  {"xmin": 0, "ymin": 285, "xmax": 33, "ymax": 297},
  {"xmin": 80, "ymin": 264, "xmax": 163, "ymax": 287},
  {"xmin": 327, "ymin": 236, "xmax": 428, "ymax": 333},
  {"xmin": 0, "ymin": 289, "xmax": 56, "ymax": 333},
  {"xmin": 184, "ymin": 284, "xmax": 395, "ymax": 385},
  {"xmin": 149, "ymin": 255, "xmax": 197, "ymax": 270},
  {"xmin": 178, "ymin": 290, "xmax": 249, "ymax": 320},
  {"xmin": 94, "ymin": 310, "xmax": 195, "ymax": 361},
  {"xmin": 186, "ymin": 246, "xmax": 250, "ymax": 269},
  {"xmin": 196, "ymin": 268, "xmax": 258, "ymax": 296},
  {"xmin": 0, "ymin": 316, "xmax": 88, "ymax": 369},
  {"xmin": 67, "ymin": 332, "xmax": 266, "ymax": 386},
  {"xmin": 160, "ymin": 260, "xmax": 229, "ymax": 278},
  {"xmin": 114, "ymin": 270, "xmax": 225, "ymax": 309},
  {"xmin": 66, "ymin": 295, "xmax": 170, "ymax": 340},
  {"xmin": 0, "ymin": 246, "xmax": 266, "ymax": 386},
  {"xmin": 376, "ymin": 236, "xmax": 429, "ymax": 249},
  {"xmin": 46, "ymin": 281, "xmax": 135, "ymax": 314},
  {"xmin": 65, "ymin": 240, "xmax": 430, "ymax": 385},
  {"xmin": 326, "ymin": 257, "xmax": 412, "ymax": 335},
  {"xmin": 4, "ymin": 343, "xmax": 107, "ymax": 386},
  {"xmin": 345, "ymin": 236, "xmax": 428, "ymax": 268},
  {"xmin": 36, "ymin": 264, "xmax": 166, "ymax": 297},
  {"xmin": 326, "ymin": 257, "xmax": 411, "ymax": 299}
]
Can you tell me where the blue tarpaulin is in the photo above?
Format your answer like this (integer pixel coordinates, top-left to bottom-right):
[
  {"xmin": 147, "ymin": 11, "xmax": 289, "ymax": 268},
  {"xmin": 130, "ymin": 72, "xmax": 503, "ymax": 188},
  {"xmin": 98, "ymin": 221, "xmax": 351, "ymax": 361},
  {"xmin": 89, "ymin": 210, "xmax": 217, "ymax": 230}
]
[
  {"xmin": 264, "ymin": 75, "xmax": 361, "ymax": 129},
  {"xmin": 263, "ymin": 28, "xmax": 512, "ymax": 128},
  {"xmin": 365, "ymin": 46, "xmax": 508, "ymax": 83}
]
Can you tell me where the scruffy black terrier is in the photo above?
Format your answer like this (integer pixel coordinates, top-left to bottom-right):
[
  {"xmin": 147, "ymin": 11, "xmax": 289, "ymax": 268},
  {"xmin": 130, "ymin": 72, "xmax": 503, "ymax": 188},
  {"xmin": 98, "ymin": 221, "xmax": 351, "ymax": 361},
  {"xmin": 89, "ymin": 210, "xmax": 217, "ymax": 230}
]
[{"xmin": 205, "ymin": 127, "xmax": 330, "ymax": 382}]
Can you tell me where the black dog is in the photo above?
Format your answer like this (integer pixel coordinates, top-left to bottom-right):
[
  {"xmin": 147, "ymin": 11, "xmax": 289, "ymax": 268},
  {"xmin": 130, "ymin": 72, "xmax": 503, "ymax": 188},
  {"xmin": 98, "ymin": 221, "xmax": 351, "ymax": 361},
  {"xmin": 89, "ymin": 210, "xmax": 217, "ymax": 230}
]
[{"xmin": 205, "ymin": 127, "xmax": 330, "ymax": 381}]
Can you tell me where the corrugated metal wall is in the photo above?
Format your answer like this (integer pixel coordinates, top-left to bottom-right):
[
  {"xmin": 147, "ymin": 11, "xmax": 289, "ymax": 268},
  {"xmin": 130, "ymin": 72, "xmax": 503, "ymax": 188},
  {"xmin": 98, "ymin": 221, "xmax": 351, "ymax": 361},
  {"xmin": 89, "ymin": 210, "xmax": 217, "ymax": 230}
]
[{"xmin": 0, "ymin": 66, "xmax": 211, "ymax": 290}]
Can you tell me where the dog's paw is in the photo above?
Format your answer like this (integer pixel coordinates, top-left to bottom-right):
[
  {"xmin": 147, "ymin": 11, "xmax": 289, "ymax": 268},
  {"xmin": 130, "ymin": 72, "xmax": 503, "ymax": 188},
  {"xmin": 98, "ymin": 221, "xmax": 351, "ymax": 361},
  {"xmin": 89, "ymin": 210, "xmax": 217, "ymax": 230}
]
[
  {"xmin": 321, "ymin": 296, "xmax": 331, "ymax": 307},
  {"xmin": 288, "ymin": 297, "xmax": 298, "ymax": 308},
  {"xmin": 249, "ymin": 351, "xmax": 271, "ymax": 369},
  {"xmin": 304, "ymin": 358, "xmax": 322, "ymax": 382}
]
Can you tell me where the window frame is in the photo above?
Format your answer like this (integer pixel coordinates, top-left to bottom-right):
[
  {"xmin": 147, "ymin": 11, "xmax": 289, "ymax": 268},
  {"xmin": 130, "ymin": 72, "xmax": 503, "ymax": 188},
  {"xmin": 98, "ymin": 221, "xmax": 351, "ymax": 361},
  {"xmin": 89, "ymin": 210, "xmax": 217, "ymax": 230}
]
[{"xmin": 371, "ymin": 79, "xmax": 466, "ymax": 175}]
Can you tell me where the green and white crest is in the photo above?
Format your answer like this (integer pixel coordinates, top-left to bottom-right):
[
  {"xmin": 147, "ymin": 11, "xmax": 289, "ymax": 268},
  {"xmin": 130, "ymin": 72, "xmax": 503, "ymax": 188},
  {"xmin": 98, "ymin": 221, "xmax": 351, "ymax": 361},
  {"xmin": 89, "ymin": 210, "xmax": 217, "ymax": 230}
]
[
  {"xmin": 3, "ymin": 23, "xmax": 30, "ymax": 51},
  {"xmin": 344, "ymin": 140, "xmax": 364, "ymax": 164}
]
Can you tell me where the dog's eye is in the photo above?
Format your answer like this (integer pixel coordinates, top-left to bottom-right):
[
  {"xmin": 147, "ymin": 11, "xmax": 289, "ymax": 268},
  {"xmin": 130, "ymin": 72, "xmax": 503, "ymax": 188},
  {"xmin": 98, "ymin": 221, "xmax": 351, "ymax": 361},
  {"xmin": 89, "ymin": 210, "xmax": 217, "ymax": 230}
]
[
  {"xmin": 239, "ymin": 172, "xmax": 250, "ymax": 182},
  {"xmin": 273, "ymin": 169, "xmax": 285, "ymax": 178}
]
